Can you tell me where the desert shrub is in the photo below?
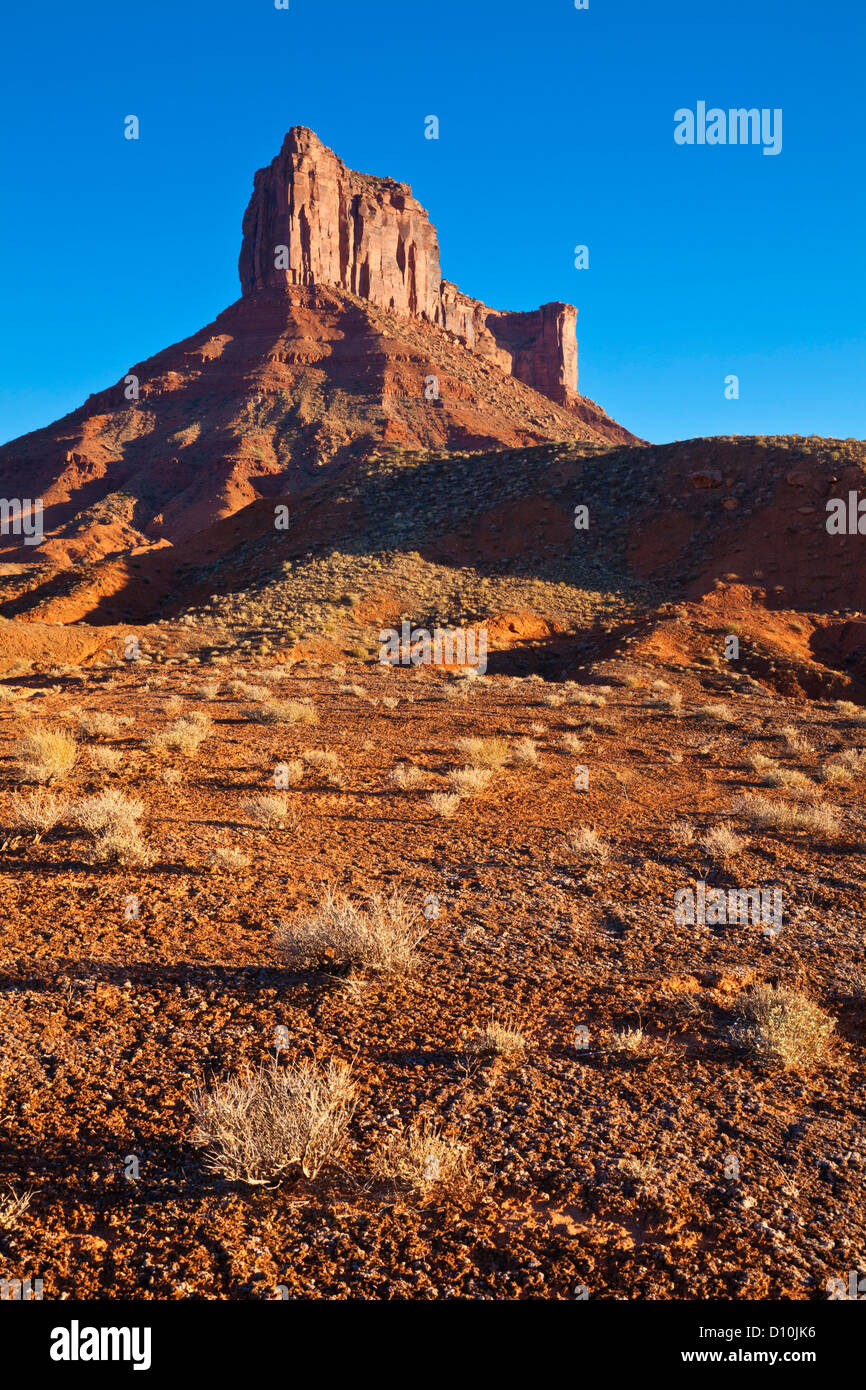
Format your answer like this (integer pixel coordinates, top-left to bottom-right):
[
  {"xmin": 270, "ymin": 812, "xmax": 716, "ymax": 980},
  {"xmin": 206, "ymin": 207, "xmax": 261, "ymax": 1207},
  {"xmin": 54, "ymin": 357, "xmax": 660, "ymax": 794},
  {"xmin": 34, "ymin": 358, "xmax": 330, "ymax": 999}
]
[
  {"xmin": 339, "ymin": 684, "xmax": 366, "ymax": 697},
  {"xmin": 89, "ymin": 746, "xmax": 122, "ymax": 772},
  {"xmin": 9, "ymin": 789, "xmax": 69, "ymax": 835},
  {"xmin": 0, "ymin": 1188, "xmax": 31, "ymax": 1231},
  {"xmin": 302, "ymin": 749, "xmax": 341, "ymax": 771},
  {"xmin": 732, "ymin": 794, "xmax": 840, "ymax": 837},
  {"xmin": 388, "ymin": 763, "xmax": 425, "ymax": 790},
  {"xmin": 246, "ymin": 699, "xmax": 318, "ymax": 726},
  {"xmin": 427, "ymin": 792, "xmax": 460, "ymax": 818},
  {"xmin": 242, "ymin": 793, "xmax": 291, "ymax": 828},
  {"xmin": 276, "ymin": 889, "xmax": 425, "ymax": 975},
  {"xmin": 819, "ymin": 762, "xmax": 853, "ymax": 785},
  {"xmin": 610, "ymin": 1027, "xmax": 652, "ymax": 1055},
  {"xmin": 695, "ymin": 703, "xmax": 734, "ymax": 724},
  {"xmin": 455, "ymin": 736, "xmax": 510, "ymax": 769},
  {"xmin": 149, "ymin": 714, "xmax": 211, "ymax": 756},
  {"xmin": 212, "ymin": 846, "xmax": 251, "ymax": 871},
  {"xmin": 191, "ymin": 1060, "xmax": 355, "ymax": 1183},
  {"xmin": 731, "ymin": 984, "xmax": 835, "ymax": 1070},
  {"xmin": 779, "ymin": 724, "xmax": 814, "ymax": 756},
  {"xmin": 560, "ymin": 732, "xmax": 585, "ymax": 754},
  {"xmin": 195, "ymin": 681, "xmax": 221, "ymax": 700},
  {"xmin": 78, "ymin": 711, "xmax": 127, "ymax": 738},
  {"xmin": 671, "ymin": 820, "xmax": 696, "ymax": 846},
  {"xmin": 447, "ymin": 767, "xmax": 492, "ymax": 797},
  {"xmin": 510, "ymin": 737, "xmax": 538, "ymax": 766},
  {"xmin": 834, "ymin": 700, "xmax": 866, "ymax": 724},
  {"xmin": 374, "ymin": 1118, "xmax": 469, "ymax": 1191},
  {"xmin": 275, "ymin": 759, "xmax": 304, "ymax": 786},
  {"xmin": 564, "ymin": 826, "xmax": 610, "ymax": 862},
  {"xmin": 565, "ymin": 690, "xmax": 606, "ymax": 707},
  {"xmin": 467, "ymin": 1017, "xmax": 527, "ymax": 1056},
  {"xmin": 699, "ymin": 822, "xmax": 748, "ymax": 861},
  {"xmin": 16, "ymin": 724, "xmax": 77, "ymax": 783}
]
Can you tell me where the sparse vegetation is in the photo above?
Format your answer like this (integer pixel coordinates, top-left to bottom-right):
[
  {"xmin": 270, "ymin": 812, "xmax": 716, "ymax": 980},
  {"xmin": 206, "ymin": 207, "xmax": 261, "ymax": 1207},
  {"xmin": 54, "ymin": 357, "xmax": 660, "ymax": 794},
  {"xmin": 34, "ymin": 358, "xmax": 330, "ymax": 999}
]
[
  {"xmin": 732, "ymin": 984, "xmax": 835, "ymax": 1070},
  {"xmin": 276, "ymin": 889, "xmax": 425, "ymax": 975},
  {"xmin": 191, "ymin": 1060, "xmax": 355, "ymax": 1183}
]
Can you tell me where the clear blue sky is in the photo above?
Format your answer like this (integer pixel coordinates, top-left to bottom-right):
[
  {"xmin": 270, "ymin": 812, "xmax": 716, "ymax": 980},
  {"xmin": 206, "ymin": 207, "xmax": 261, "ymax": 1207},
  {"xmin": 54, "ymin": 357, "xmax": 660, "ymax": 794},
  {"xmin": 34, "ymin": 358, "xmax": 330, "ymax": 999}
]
[{"xmin": 1, "ymin": 0, "xmax": 863, "ymax": 446}]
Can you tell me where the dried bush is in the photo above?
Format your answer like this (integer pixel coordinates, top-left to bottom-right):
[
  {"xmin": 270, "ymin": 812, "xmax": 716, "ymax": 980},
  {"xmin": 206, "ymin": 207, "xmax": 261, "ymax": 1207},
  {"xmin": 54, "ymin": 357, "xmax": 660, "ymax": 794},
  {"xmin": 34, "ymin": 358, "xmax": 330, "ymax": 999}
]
[
  {"xmin": 9, "ymin": 789, "xmax": 69, "ymax": 835},
  {"xmin": 191, "ymin": 1060, "xmax": 355, "ymax": 1184},
  {"xmin": 732, "ymin": 793, "xmax": 840, "ymax": 837},
  {"xmin": 277, "ymin": 889, "xmax": 425, "ymax": 975},
  {"xmin": 447, "ymin": 767, "xmax": 492, "ymax": 797},
  {"xmin": 246, "ymin": 700, "xmax": 318, "ymax": 726},
  {"xmin": 732, "ymin": 984, "xmax": 835, "ymax": 1070},
  {"xmin": 149, "ymin": 714, "xmax": 211, "ymax": 756},
  {"xmin": 0, "ymin": 1188, "xmax": 32, "ymax": 1231},
  {"xmin": 374, "ymin": 1118, "xmax": 470, "ymax": 1191},
  {"xmin": 16, "ymin": 724, "xmax": 77, "ymax": 783},
  {"xmin": 389, "ymin": 763, "xmax": 425, "ymax": 790},
  {"xmin": 212, "ymin": 846, "xmax": 251, "ymax": 871},
  {"xmin": 467, "ymin": 1017, "xmax": 527, "ymax": 1057},
  {"xmin": 78, "ymin": 711, "xmax": 127, "ymax": 738},
  {"xmin": 89, "ymin": 746, "xmax": 122, "ymax": 772},
  {"xmin": 695, "ymin": 703, "xmax": 734, "ymax": 724},
  {"xmin": 564, "ymin": 826, "xmax": 610, "ymax": 862},
  {"xmin": 510, "ymin": 737, "xmax": 539, "ymax": 766},
  {"xmin": 699, "ymin": 822, "xmax": 748, "ymax": 861},
  {"xmin": 242, "ymin": 793, "xmax": 291, "ymax": 828},
  {"xmin": 427, "ymin": 792, "xmax": 461, "ymax": 818},
  {"xmin": 455, "ymin": 737, "xmax": 510, "ymax": 769}
]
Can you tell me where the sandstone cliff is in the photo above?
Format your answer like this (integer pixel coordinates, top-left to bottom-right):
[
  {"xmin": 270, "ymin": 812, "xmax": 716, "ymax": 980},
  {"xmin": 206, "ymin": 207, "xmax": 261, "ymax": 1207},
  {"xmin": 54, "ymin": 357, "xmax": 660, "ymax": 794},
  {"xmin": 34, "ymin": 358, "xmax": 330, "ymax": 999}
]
[{"xmin": 239, "ymin": 127, "xmax": 580, "ymax": 406}]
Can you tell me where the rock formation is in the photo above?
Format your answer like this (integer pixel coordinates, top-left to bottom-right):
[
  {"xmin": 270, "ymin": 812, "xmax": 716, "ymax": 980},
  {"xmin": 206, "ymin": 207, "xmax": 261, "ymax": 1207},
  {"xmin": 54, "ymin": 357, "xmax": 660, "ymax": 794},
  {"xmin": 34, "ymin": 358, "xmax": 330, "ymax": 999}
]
[{"xmin": 239, "ymin": 127, "xmax": 580, "ymax": 406}]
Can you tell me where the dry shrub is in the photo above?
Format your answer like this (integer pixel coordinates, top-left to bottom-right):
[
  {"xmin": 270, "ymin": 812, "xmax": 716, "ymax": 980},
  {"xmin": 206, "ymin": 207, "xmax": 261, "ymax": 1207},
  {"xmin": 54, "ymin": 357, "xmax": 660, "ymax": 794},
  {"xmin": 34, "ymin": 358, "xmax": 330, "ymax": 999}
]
[
  {"xmin": 763, "ymin": 765, "xmax": 813, "ymax": 792},
  {"xmin": 213, "ymin": 846, "xmax": 250, "ymax": 871},
  {"xmin": 732, "ymin": 984, "xmax": 835, "ymax": 1070},
  {"xmin": 74, "ymin": 788, "xmax": 153, "ymax": 865},
  {"xmin": 780, "ymin": 724, "xmax": 814, "ymax": 756},
  {"xmin": 819, "ymin": 762, "xmax": 853, "ymax": 786},
  {"xmin": 89, "ymin": 746, "xmax": 122, "ymax": 772},
  {"xmin": 0, "ymin": 1188, "xmax": 32, "ymax": 1231},
  {"xmin": 388, "ymin": 763, "xmax": 425, "ymax": 790},
  {"xmin": 610, "ymin": 1027, "xmax": 652, "ymax": 1055},
  {"xmin": 78, "ymin": 711, "xmax": 127, "ymax": 738},
  {"xmin": 427, "ymin": 792, "xmax": 460, "ymax": 818},
  {"xmin": 375, "ymin": 1118, "xmax": 470, "ymax": 1191},
  {"xmin": 243, "ymin": 793, "xmax": 291, "ymax": 828},
  {"xmin": 565, "ymin": 826, "xmax": 610, "ymax": 862},
  {"xmin": 277, "ymin": 889, "xmax": 425, "ymax": 975},
  {"xmin": 150, "ymin": 714, "xmax": 211, "ymax": 756},
  {"xmin": 339, "ymin": 684, "xmax": 366, "ymax": 697},
  {"xmin": 560, "ymin": 732, "xmax": 585, "ymax": 754},
  {"xmin": 695, "ymin": 703, "xmax": 734, "ymax": 724},
  {"xmin": 247, "ymin": 700, "xmax": 318, "ymax": 726},
  {"xmin": 302, "ymin": 749, "xmax": 341, "ymax": 771},
  {"xmin": 565, "ymin": 689, "xmax": 606, "ymax": 707},
  {"xmin": 229, "ymin": 680, "xmax": 269, "ymax": 700},
  {"xmin": 195, "ymin": 681, "xmax": 221, "ymax": 700},
  {"xmin": 441, "ymin": 681, "xmax": 470, "ymax": 702},
  {"xmin": 447, "ymin": 767, "xmax": 492, "ymax": 797},
  {"xmin": 838, "ymin": 748, "xmax": 866, "ymax": 774},
  {"xmin": 275, "ymin": 759, "xmax": 304, "ymax": 786},
  {"xmin": 9, "ymin": 789, "xmax": 69, "ymax": 835},
  {"xmin": 159, "ymin": 767, "xmax": 184, "ymax": 786},
  {"xmin": 16, "ymin": 724, "xmax": 78, "ymax": 783},
  {"xmin": 671, "ymin": 820, "xmax": 695, "ymax": 846},
  {"xmin": 467, "ymin": 1016, "xmax": 527, "ymax": 1057},
  {"xmin": 456, "ymin": 737, "xmax": 510, "ymax": 769},
  {"xmin": 510, "ymin": 737, "xmax": 538, "ymax": 766},
  {"xmin": 191, "ymin": 1060, "xmax": 355, "ymax": 1184},
  {"xmin": 699, "ymin": 822, "xmax": 748, "ymax": 861},
  {"xmin": 834, "ymin": 700, "xmax": 866, "ymax": 724},
  {"xmin": 732, "ymin": 793, "xmax": 840, "ymax": 837}
]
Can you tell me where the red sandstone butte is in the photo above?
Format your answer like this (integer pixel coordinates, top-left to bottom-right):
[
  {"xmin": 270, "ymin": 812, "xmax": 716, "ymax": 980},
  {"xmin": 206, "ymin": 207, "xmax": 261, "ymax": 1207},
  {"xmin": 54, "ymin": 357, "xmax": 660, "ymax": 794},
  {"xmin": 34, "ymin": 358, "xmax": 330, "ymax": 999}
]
[{"xmin": 239, "ymin": 126, "xmax": 580, "ymax": 407}]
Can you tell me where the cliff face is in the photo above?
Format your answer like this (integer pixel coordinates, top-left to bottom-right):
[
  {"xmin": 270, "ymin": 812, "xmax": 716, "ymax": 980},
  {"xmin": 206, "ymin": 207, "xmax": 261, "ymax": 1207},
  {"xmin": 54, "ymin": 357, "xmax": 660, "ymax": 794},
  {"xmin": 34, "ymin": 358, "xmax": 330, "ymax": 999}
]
[{"xmin": 239, "ymin": 127, "xmax": 579, "ymax": 405}]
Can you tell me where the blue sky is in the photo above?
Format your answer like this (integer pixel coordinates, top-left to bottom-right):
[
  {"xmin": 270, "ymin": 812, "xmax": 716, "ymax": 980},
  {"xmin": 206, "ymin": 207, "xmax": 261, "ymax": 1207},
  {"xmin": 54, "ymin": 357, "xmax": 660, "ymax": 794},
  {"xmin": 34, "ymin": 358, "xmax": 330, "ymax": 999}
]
[{"xmin": 1, "ymin": 0, "xmax": 863, "ymax": 446}]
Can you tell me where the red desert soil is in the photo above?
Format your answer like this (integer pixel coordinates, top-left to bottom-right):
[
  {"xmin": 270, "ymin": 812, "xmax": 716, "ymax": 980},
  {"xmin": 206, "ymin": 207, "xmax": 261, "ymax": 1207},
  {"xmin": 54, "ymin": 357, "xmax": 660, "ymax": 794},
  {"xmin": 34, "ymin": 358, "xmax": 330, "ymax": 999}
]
[{"xmin": 0, "ymin": 631, "xmax": 864, "ymax": 1299}]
